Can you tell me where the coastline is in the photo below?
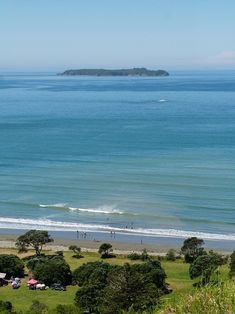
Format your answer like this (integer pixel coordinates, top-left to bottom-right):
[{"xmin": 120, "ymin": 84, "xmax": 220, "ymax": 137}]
[{"xmin": 0, "ymin": 229, "xmax": 234, "ymax": 255}]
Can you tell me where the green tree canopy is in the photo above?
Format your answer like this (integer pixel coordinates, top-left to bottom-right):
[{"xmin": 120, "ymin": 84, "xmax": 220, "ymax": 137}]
[
  {"xmin": 74, "ymin": 260, "xmax": 167, "ymax": 313},
  {"xmin": 100, "ymin": 263, "xmax": 161, "ymax": 314},
  {"xmin": 189, "ymin": 251, "xmax": 223, "ymax": 285},
  {"xmin": 73, "ymin": 261, "xmax": 115, "ymax": 287},
  {"xmin": 0, "ymin": 254, "xmax": 24, "ymax": 279},
  {"xmin": 229, "ymin": 251, "xmax": 235, "ymax": 278},
  {"xmin": 16, "ymin": 230, "xmax": 54, "ymax": 255},
  {"xmin": 98, "ymin": 243, "xmax": 113, "ymax": 258},
  {"xmin": 32, "ymin": 256, "xmax": 72, "ymax": 286},
  {"xmin": 181, "ymin": 237, "xmax": 205, "ymax": 263}
]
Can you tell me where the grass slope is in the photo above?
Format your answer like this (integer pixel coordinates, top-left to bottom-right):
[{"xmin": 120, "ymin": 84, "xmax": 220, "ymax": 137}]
[{"xmin": 0, "ymin": 248, "xmax": 231, "ymax": 312}]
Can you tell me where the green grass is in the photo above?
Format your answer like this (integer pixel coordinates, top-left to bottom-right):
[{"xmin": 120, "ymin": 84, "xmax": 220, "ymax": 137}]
[
  {"xmin": 157, "ymin": 281, "xmax": 235, "ymax": 314},
  {"xmin": 0, "ymin": 284, "xmax": 77, "ymax": 312},
  {"xmin": 0, "ymin": 248, "xmax": 231, "ymax": 312},
  {"xmin": 161, "ymin": 260, "xmax": 193, "ymax": 297}
]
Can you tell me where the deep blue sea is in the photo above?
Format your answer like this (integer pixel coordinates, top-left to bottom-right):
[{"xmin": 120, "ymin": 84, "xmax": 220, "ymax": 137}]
[{"xmin": 0, "ymin": 71, "xmax": 235, "ymax": 243}]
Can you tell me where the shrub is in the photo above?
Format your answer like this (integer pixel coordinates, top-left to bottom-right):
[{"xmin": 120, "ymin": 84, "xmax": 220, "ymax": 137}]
[
  {"xmin": 0, "ymin": 254, "xmax": 24, "ymax": 279},
  {"xmin": 0, "ymin": 300, "xmax": 13, "ymax": 313},
  {"xmin": 127, "ymin": 252, "xmax": 141, "ymax": 260},
  {"xmin": 69, "ymin": 246, "xmax": 83, "ymax": 259},
  {"xmin": 229, "ymin": 251, "xmax": 235, "ymax": 278},
  {"xmin": 127, "ymin": 249, "xmax": 150, "ymax": 261},
  {"xmin": 166, "ymin": 249, "xmax": 176, "ymax": 261},
  {"xmin": 141, "ymin": 248, "xmax": 150, "ymax": 261},
  {"xmin": 54, "ymin": 304, "xmax": 82, "ymax": 314},
  {"xmin": 55, "ymin": 251, "xmax": 64, "ymax": 257},
  {"xmin": 28, "ymin": 300, "xmax": 48, "ymax": 314}
]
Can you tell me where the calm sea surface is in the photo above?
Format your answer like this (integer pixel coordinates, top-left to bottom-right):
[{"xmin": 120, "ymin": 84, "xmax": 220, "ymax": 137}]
[{"xmin": 0, "ymin": 72, "xmax": 235, "ymax": 242}]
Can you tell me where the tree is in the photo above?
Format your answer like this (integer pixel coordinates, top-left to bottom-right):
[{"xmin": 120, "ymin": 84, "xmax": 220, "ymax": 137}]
[
  {"xmin": 100, "ymin": 263, "xmax": 161, "ymax": 314},
  {"xmin": 132, "ymin": 260, "xmax": 167, "ymax": 289},
  {"xmin": 75, "ymin": 284, "xmax": 102, "ymax": 314},
  {"xmin": 73, "ymin": 261, "xmax": 114, "ymax": 287},
  {"xmin": 0, "ymin": 254, "xmax": 24, "ymax": 279},
  {"xmin": 229, "ymin": 251, "xmax": 235, "ymax": 278},
  {"xmin": 189, "ymin": 252, "xmax": 223, "ymax": 285},
  {"xmin": 69, "ymin": 245, "xmax": 82, "ymax": 258},
  {"xmin": 98, "ymin": 243, "xmax": 113, "ymax": 258},
  {"xmin": 74, "ymin": 260, "xmax": 167, "ymax": 313},
  {"xmin": 16, "ymin": 230, "xmax": 54, "ymax": 255},
  {"xmin": 181, "ymin": 237, "xmax": 205, "ymax": 263},
  {"xmin": 32, "ymin": 256, "xmax": 72, "ymax": 286}
]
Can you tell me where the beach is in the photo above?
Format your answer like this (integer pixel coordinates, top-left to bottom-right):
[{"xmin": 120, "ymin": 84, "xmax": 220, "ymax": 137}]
[{"xmin": 0, "ymin": 230, "xmax": 234, "ymax": 255}]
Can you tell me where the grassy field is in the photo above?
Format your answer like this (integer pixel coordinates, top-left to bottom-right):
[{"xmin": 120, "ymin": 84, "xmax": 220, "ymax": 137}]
[{"xmin": 0, "ymin": 248, "xmax": 230, "ymax": 312}]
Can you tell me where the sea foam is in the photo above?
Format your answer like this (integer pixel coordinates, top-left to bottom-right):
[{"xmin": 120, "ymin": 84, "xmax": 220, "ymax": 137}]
[
  {"xmin": 39, "ymin": 204, "xmax": 123, "ymax": 215},
  {"xmin": 0, "ymin": 216, "xmax": 235, "ymax": 241}
]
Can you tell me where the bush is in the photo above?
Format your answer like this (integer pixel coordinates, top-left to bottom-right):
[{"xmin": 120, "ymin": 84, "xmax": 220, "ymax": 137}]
[
  {"xmin": 32, "ymin": 256, "xmax": 72, "ymax": 286},
  {"xmin": 69, "ymin": 246, "xmax": 83, "ymax": 259},
  {"xmin": 127, "ymin": 252, "xmax": 141, "ymax": 260},
  {"xmin": 0, "ymin": 300, "xmax": 13, "ymax": 313},
  {"xmin": 141, "ymin": 248, "xmax": 150, "ymax": 261},
  {"xmin": 0, "ymin": 254, "xmax": 24, "ymax": 279},
  {"xmin": 54, "ymin": 304, "xmax": 82, "ymax": 314},
  {"xmin": 229, "ymin": 251, "xmax": 235, "ymax": 278},
  {"xmin": 29, "ymin": 300, "xmax": 48, "ymax": 314},
  {"xmin": 166, "ymin": 249, "xmax": 176, "ymax": 261},
  {"xmin": 127, "ymin": 249, "xmax": 150, "ymax": 261}
]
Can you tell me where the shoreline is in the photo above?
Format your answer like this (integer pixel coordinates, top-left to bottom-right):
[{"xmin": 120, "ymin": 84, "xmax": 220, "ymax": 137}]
[{"xmin": 0, "ymin": 229, "xmax": 234, "ymax": 255}]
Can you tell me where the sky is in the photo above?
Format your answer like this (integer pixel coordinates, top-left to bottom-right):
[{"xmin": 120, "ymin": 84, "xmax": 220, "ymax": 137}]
[{"xmin": 1, "ymin": 0, "xmax": 235, "ymax": 71}]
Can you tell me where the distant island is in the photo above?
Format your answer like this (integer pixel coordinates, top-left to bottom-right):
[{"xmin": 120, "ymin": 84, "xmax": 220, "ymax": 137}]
[{"xmin": 59, "ymin": 67, "xmax": 169, "ymax": 77}]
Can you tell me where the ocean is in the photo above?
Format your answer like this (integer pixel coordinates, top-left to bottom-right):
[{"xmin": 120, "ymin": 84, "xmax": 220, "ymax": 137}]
[{"xmin": 0, "ymin": 71, "xmax": 235, "ymax": 246}]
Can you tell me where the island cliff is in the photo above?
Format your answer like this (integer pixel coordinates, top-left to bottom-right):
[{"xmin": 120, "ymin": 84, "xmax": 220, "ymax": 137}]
[{"xmin": 59, "ymin": 68, "xmax": 169, "ymax": 77}]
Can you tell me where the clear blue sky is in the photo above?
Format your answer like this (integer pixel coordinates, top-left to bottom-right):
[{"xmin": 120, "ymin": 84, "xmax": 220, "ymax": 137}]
[{"xmin": 1, "ymin": 0, "xmax": 235, "ymax": 71}]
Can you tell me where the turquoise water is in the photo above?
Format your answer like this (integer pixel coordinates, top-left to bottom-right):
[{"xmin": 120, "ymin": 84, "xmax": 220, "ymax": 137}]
[{"xmin": 0, "ymin": 72, "xmax": 235, "ymax": 242}]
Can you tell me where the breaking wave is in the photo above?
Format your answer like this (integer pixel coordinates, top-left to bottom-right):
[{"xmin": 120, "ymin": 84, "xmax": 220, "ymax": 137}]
[
  {"xmin": 0, "ymin": 216, "xmax": 235, "ymax": 241},
  {"xmin": 39, "ymin": 203, "xmax": 124, "ymax": 215}
]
